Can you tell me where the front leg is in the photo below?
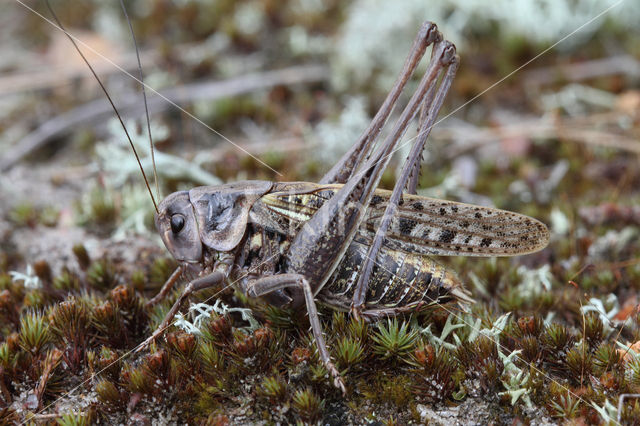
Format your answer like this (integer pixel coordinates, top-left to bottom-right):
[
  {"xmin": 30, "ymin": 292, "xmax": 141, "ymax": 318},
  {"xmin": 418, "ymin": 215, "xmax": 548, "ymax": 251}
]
[
  {"xmin": 246, "ymin": 274, "xmax": 346, "ymax": 395},
  {"xmin": 146, "ymin": 265, "xmax": 184, "ymax": 308},
  {"xmin": 136, "ymin": 268, "xmax": 227, "ymax": 352}
]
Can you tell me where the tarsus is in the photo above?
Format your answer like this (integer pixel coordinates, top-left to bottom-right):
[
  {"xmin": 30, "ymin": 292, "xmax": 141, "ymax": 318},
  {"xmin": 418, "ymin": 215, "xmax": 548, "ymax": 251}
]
[{"xmin": 45, "ymin": 0, "xmax": 159, "ymax": 213}]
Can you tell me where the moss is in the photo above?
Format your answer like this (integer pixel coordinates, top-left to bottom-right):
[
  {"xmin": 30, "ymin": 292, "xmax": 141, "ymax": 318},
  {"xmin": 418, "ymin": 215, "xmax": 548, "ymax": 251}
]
[
  {"xmin": 56, "ymin": 411, "xmax": 94, "ymax": 425},
  {"xmin": 86, "ymin": 259, "xmax": 119, "ymax": 291},
  {"xmin": 75, "ymin": 187, "xmax": 118, "ymax": 235},
  {"xmin": 37, "ymin": 348, "xmax": 65, "ymax": 402},
  {"xmin": 411, "ymin": 344, "xmax": 459, "ymax": 402},
  {"xmin": 72, "ymin": 245, "xmax": 91, "ymax": 271},
  {"xmin": 7, "ymin": 203, "xmax": 40, "ymax": 228},
  {"xmin": 360, "ymin": 373, "xmax": 414, "ymax": 409},
  {"xmin": 95, "ymin": 378, "xmax": 123, "ymax": 409},
  {"xmin": 371, "ymin": 318, "xmax": 420, "ymax": 361},
  {"xmin": 5, "ymin": 246, "xmax": 640, "ymax": 422},
  {"xmin": 334, "ymin": 335, "xmax": 366, "ymax": 372},
  {"xmin": 53, "ymin": 268, "xmax": 81, "ymax": 292},
  {"xmin": 19, "ymin": 310, "xmax": 51, "ymax": 356},
  {"xmin": 48, "ymin": 297, "xmax": 90, "ymax": 372},
  {"xmin": 620, "ymin": 398, "xmax": 640, "ymax": 424},
  {"xmin": 22, "ymin": 289, "xmax": 47, "ymax": 309},
  {"xmin": 87, "ymin": 346, "xmax": 121, "ymax": 381},
  {"xmin": 292, "ymin": 387, "xmax": 325, "ymax": 423},
  {"xmin": 259, "ymin": 374, "xmax": 288, "ymax": 402},
  {"xmin": 581, "ymin": 312, "xmax": 604, "ymax": 348},
  {"xmin": 564, "ymin": 343, "xmax": 592, "ymax": 383}
]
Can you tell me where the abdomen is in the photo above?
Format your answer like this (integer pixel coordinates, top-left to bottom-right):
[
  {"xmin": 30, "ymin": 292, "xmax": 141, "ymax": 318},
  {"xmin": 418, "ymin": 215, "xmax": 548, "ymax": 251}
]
[{"xmin": 318, "ymin": 236, "xmax": 470, "ymax": 314}]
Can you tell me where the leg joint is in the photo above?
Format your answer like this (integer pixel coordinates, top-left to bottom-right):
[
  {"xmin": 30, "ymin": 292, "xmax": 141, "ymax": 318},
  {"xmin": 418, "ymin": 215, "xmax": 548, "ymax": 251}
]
[
  {"xmin": 440, "ymin": 41, "xmax": 458, "ymax": 66},
  {"xmin": 419, "ymin": 21, "xmax": 441, "ymax": 45}
]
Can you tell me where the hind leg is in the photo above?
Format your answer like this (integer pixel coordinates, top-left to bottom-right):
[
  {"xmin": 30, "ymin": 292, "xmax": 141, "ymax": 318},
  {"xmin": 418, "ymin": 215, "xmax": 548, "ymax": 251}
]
[
  {"xmin": 320, "ymin": 21, "xmax": 442, "ymax": 185},
  {"xmin": 350, "ymin": 44, "xmax": 459, "ymax": 319}
]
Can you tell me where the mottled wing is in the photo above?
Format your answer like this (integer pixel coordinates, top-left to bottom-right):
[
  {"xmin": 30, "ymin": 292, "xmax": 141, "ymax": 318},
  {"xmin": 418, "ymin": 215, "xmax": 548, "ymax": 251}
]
[
  {"xmin": 259, "ymin": 182, "xmax": 336, "ymax": 224},
  {"xmin": 260, "ymin": 183, "xmax": 549, "ymax": 257},
  {"xmin": 363, "ymin": 190, "xmax": 549, "ymax": 256}
]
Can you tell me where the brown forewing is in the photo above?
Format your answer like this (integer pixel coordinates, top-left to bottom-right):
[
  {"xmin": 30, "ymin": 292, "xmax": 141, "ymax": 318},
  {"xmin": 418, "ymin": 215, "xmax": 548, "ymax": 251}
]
[{"xmin": 260, "ymin": 183, "xmax": 550, "ymax": 257}]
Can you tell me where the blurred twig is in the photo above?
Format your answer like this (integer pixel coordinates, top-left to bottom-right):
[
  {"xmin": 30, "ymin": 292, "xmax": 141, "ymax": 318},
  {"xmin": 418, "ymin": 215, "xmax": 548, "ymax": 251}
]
[
  {"xmin": 0, "ymin": 64, "xmax": 328, "ymax": 172},
  {"xmin": 0, "ymin": 49, "xmax": 158, "ymax": 98},
  {"xmin": 437, "ymin": 115, "xmax": 640, "ymax": 158},
  {"xmin": 525, "ymin": 55, "xmax": 640, "ymax": 89}
]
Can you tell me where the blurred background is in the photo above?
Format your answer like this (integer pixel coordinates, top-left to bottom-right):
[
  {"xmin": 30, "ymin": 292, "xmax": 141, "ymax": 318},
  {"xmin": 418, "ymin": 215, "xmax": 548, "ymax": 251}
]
[
  {"xmin": 0, "ymin": 0, "xmax": 639, "ymax": 305},
  {"xmin": 1, "ymin": 0, "xmax": 638, "ymax": 222}
]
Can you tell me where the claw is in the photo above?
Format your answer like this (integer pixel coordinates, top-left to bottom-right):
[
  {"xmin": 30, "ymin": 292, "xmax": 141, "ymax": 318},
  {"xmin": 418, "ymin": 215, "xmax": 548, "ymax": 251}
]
[
  {"xmin": 349, "ymin": 304, "xmax": 363, "ymax": 322},
  {"xmin": 420, "ymin": 21, "xmax": 439, "ymax": 45},
  {"xmin": 327, "ymin": 363, "xmax": 347, "ymax": 395}
]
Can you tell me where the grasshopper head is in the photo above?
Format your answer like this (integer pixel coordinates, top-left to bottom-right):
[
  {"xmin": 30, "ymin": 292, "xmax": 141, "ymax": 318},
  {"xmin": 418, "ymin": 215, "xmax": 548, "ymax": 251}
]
[
  {"xmin": 155, "ymin": 181, "xmax": 273, "ymax": 262},
  {"xmin": 155, "ymin": 191, "xmax": 203, "ymax": 263}
]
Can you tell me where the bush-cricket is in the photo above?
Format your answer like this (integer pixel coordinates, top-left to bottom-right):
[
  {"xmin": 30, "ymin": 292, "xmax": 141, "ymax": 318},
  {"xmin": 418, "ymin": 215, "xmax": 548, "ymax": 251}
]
[{"xmin": 46, "ymin": 5, "xmax": 550, "ymax": 395}]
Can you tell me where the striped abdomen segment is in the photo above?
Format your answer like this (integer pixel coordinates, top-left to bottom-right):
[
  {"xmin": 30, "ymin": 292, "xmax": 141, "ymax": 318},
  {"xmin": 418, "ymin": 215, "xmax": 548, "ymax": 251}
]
[{"xmin": 319, "ymin": 236, "xmax": 468, "ymax": 311}]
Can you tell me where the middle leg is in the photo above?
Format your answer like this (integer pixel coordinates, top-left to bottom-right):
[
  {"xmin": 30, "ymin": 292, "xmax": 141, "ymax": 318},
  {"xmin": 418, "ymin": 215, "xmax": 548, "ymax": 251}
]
[{"xmin": 245, "ymin": 273, "xmax": 346, "ymax": 394}]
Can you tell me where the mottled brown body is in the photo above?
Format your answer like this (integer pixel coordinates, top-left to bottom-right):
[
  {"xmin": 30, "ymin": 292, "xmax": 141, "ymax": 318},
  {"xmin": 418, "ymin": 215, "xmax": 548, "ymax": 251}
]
[
  {"xmin": 240, "ymin": 182, "xmax": 473, "ymax": 316},
  {"xmin": 140, "ymin": 22, "xmax": 550, "ymax": 393},
  {"xmin": 46, "ymin": 2, "xmax": 549, "ymax": 394},
  {"xmin": 237, "ymin": 221, "xmax": 459, "ymax": 313}
]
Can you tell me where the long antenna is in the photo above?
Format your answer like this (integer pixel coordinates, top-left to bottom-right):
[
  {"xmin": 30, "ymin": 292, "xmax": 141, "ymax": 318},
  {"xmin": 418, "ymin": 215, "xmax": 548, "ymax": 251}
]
[
  {"xmin": 45, "ymin": 0, "xmax": 158, "ymax": 213},
  {"xmin": 119, "ymin": 0, "xmax": 160, "ymax": 202}
]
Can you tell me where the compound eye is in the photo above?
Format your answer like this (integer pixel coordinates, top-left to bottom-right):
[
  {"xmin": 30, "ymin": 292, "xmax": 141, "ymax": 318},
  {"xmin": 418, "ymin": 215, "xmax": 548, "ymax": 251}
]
[{"xmin": 170, "ymin": 214, "xmax": 185, "ymax": 234}]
